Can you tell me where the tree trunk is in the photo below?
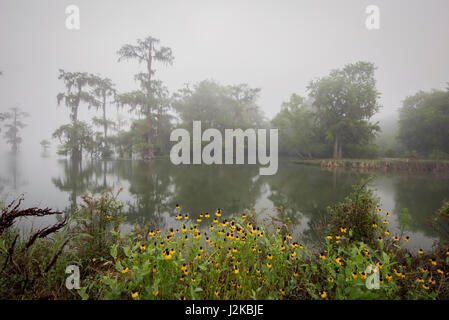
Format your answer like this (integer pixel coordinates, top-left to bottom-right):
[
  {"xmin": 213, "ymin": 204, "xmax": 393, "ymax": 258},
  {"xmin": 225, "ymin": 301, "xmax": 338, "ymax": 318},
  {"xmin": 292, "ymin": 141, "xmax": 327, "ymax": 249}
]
[
  {"xmin": 333, "ymin": 136, "xmax": 339, "ymax": 159},
  {"xmin": 144, "ymin": 42, "xmax": 154, "ymax": 160},
  {"xmin": 12, "ymin": 111, "xmax": 17, "ymax": 152},
  {"xmin": 146, "ymin": 115, "xmax": 154, "ymax": 160},
  {"xmin": 103, "ymin": 99, "xmax": 107, "ymax": 147},
  {"xmin": 338, "ymin": 141, "xmax": 343, "ymax": 159}
]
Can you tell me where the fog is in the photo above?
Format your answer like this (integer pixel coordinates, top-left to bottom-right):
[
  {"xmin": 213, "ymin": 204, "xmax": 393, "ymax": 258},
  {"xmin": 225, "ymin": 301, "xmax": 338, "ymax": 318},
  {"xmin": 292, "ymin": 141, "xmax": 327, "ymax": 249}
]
[{"xmin": 1, "ymin": 0, "xmax": 449, "ymax": 155}]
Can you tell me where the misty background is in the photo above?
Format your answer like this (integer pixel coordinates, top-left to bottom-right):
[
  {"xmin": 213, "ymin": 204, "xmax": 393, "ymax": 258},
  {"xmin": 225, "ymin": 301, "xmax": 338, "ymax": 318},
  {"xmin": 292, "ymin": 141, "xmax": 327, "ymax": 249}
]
[{"xmin": 1, "ymin": 0, "xmax": 449, "ymax": 155}]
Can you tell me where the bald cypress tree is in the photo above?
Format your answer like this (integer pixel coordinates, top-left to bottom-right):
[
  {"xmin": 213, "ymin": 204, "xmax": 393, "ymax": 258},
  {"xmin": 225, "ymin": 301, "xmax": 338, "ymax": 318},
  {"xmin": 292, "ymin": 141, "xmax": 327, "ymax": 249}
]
[
  {"xmin": 3, "ymin": 106, "xmax": 28, "ymax": 152},
  {"xmin": 116, "ymin": 36, "xmax": 174, "ymax": 159},
  {"xmin": 89, "ymin": 74, "xmax": 116, "ymax": 157}
]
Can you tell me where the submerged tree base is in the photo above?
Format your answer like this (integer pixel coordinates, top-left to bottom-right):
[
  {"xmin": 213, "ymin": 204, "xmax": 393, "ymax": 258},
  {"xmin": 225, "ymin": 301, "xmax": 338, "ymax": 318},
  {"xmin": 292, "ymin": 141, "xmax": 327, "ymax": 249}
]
[{"xmin": 294, "ymin": 158, "xmax": 449, "ymax": 173}]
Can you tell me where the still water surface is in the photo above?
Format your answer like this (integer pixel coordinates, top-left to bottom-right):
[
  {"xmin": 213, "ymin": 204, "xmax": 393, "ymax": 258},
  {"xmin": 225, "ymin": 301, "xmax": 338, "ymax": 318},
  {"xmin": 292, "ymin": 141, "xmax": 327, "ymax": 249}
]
[{"xmin": 1, "ymin": 152, "xmax": 448, "ymax": 251}]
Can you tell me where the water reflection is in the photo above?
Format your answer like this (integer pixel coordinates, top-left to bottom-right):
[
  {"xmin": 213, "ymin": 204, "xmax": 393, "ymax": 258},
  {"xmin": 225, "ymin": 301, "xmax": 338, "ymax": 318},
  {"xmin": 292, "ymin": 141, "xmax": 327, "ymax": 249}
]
[{"xmin": 2, "ymin": 155, "xmax": 445, "ymax": 250}]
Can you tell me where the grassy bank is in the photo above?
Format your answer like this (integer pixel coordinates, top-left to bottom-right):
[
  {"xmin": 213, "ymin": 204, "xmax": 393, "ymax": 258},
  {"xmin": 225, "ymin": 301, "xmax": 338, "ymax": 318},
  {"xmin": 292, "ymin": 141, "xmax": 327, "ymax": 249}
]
[
  {"xmin": 1, "ymin": 183, "xmax": 449, "ymax": 300},
  {"xmin": 294, "ymin": 158, "xmax": 449, "ymax": 172}
]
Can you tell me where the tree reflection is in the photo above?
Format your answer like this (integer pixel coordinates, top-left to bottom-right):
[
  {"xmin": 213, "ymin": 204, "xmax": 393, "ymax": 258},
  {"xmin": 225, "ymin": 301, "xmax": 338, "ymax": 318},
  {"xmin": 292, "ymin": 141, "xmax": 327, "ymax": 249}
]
[{"xmin": 392, "ymin": 173, "xmax": 449, "ymax": 237}]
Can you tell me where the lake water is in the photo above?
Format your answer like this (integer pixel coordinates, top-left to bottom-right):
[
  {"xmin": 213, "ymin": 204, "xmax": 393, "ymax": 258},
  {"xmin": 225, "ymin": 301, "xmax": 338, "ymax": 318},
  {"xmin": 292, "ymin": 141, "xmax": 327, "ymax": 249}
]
[{"xmin": 1, "ymin": 152, "xmax": 448, "ymax": 251}]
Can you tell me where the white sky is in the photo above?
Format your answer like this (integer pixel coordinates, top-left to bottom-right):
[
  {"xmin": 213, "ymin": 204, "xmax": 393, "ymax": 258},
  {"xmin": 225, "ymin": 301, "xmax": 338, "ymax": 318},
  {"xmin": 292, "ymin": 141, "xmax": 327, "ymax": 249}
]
[{"xmin": 1, "ymin": 0, "xmax": 449, "ymax": 155}]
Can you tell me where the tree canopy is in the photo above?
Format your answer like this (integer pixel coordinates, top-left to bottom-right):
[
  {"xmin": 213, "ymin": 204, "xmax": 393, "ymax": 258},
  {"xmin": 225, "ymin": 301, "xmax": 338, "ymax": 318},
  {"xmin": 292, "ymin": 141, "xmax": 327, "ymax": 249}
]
[{"xmin": 398, "ymin": 88, "xmax": 449, "ymax": 157}]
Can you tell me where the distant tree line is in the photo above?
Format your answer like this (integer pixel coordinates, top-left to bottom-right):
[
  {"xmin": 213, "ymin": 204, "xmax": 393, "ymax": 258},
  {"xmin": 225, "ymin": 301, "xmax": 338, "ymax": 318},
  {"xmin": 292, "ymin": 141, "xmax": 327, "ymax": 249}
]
[
  {"xmin": 397, "ymin": 87, "xmax": 449, "ymax": 159},
  {"xmin": 2, "ymin": 41, "xmax": 448, "ymax": 160},
  {"xmin": 51, "ymin": 35, "xmax": 267, "ymax": 161}
]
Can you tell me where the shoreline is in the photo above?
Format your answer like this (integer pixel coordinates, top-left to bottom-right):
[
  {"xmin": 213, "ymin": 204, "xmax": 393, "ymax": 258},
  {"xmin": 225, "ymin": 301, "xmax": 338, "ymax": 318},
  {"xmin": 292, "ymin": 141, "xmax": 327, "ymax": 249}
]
[{"xmin": 293, "ymin": 158, "xmax": 449, "ymax": 172}]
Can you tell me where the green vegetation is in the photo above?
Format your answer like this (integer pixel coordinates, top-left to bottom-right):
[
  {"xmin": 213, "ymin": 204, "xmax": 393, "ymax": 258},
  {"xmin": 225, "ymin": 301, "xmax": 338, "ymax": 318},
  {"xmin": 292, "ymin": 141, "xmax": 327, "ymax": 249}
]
[
  {"xmin": 398, "ymin": 88, "xmax": 449, "ymax": 158},
  {"xmin": 2, "ymin": 182, "xmax": 449, "ymax": 300},
  {"xmin": 273, "ymin": 61, "xmax": 381, "ymax": 159}
]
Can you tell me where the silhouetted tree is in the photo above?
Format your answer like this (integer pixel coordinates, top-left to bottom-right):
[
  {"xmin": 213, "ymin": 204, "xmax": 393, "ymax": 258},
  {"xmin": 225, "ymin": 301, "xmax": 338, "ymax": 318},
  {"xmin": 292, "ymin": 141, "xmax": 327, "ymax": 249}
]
[
  {"xmin": 40, "ymin": 139, "xmax": 51, "ymax": 151},
  {"xmin": 3, "ymin": 106, "xmax": 28, "ymax": 152}
]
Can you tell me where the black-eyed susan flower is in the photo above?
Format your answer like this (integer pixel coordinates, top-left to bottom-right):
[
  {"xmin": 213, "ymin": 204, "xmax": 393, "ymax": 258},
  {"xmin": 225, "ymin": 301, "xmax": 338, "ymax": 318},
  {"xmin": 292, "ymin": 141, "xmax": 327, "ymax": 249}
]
[
  {"xmin": 326, "ymin": 235, "xmax": 333, "ymax": 240},
  {"xmin": 437, "ymin": 269, "xmax": 444, "ymax": 275},
  {"xmin": 385, "ymin": 230, "xmax": 390, "ymax": 236},
  {"xmin": 385, "ymin": 273, "xmax": 393, "ymax": 281},
  {"xmin": 377, "ymin": 237, "xmax": 383, "ymax": 241},
  {"xmin": 328, "ymin": 277, "xmax": 334, "ymax": 282},
  {"xmin": 152, "ymin": 290, "xmax": 159, "ymax": 296},
  {"xmin": 267, "ymin": 254, "xmax": 273, "ymax": 260},
  {"xmin": 319, "ymin": 252, "xmax": 326, "ymax": 260},
  {"xmin": 393, "ymin": 236, "xmax": 399, "ymax": 241},
  {"xmin": 385, "ymin": 212, "xmax": 390, "ymax": 217},
  {"xmin": 360, "ymin": 271, "xmax": 367, "ymax": 279},
  {"xmin": 340, "ymin": 227, "xmax": 347, "ymax": 233},
  {"xmin": 234, "ymin": 266, "xmax": 239, "ymax": 274},
  {"xmin": 320, "ymin": 291, "xmax": 327, "ymax": 298},
  {"xmin": 418, "ymin": 249, "xmax": 424, "ymax": 255},
  {"xmin": 417, "ymin": 277, "xmax": 424, "ymax": 283},
  {"xmin": 132, "ymin": 291, "xmax": 139, "ymax": 299},
  {"xmin": 404, "ymin": 236, "xmax": 409, "ymax": 242},
  {"xmin": 376, "ymin": 262, "xmax": 383, "ymax": 269},
  {"xmin": 215, "ymin": 209, "xmax": 222, "ymax": 217},
  {"xmin": 422, "ymin": 284, "xmax": 430, "ymax": 290},
  {"xmin": 335, "ymin": 257, "xmax": 343, "ymax": 266},
  {"xmin": 122, "ymin": 267, "xmax": 129, "ymax": 274},
  {"xmin": 214, "ymin": 290, "xmax": 219, "ymax": 297},
  {"xmin": 184, "ymin": 214, "xmax": 189, "ymax": 220},
  {"xmin": 140, "ymin": 245, "xmax": 146, "ymax": 251},
  {"xmin": 279, "ymin": 288, "xmax": 285, "ymax": 295},
  {"xmin": 351, "ymin": 272, "xmax": 358, "ymax": 279},
  {"xmin": 377, "ymin": 208, "xmax": 382, "ymax": 213},
  {"xmin": 266, "ymin": 262, "xmax": 272, "ymax": 268},
  {"xmin": 383, "ymin": 220, "xmax": 389, "ymax": 225},
  {"xmin": 372, "ymin": 223, "xmax": 378, "ymax": 228},
  {"xmin": 430, "ymin": 258, "xmax": 437, "ymax": 266}
]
